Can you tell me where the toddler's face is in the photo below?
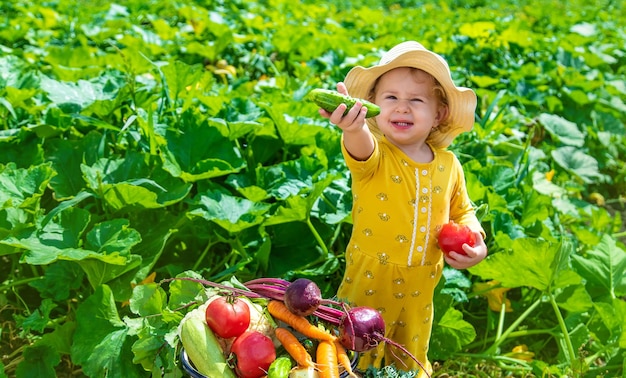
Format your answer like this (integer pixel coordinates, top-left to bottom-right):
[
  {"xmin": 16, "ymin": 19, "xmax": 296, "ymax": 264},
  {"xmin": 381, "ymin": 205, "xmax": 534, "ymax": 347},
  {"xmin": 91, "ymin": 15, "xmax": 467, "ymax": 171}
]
[{"xmin": 373, "ymin": 67, "xmax": 447, "ymax": 149}]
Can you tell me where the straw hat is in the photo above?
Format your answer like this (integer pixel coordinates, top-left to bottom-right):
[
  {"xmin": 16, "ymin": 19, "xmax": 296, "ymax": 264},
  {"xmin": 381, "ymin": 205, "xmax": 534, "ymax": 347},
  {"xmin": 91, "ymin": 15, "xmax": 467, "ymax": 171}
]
[{"xmin": 344, "ymin": 41, "xmax": 477, "ymax": 148}]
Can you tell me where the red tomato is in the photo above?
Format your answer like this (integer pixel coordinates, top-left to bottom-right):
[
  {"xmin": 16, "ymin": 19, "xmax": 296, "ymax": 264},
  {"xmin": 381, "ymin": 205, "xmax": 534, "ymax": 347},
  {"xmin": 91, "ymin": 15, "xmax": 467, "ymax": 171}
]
[
  {"xmin": 230, "ymin": 331, "xmax": 276, "ymax": 378},
  {"xmin": 205, "ymin": 296, "xmax": 251, "ymax": 339},
  {"xmin": 438, "ymin": 221, "xmax": 476, "ymax": 256}
]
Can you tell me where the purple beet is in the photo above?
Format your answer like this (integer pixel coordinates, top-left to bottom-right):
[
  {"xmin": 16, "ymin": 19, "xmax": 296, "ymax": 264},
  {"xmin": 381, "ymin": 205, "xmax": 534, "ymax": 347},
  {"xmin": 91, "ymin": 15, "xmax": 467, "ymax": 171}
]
[{"xmin": 283, "ymin": 278, "xmax": 323, "ymax": 316}]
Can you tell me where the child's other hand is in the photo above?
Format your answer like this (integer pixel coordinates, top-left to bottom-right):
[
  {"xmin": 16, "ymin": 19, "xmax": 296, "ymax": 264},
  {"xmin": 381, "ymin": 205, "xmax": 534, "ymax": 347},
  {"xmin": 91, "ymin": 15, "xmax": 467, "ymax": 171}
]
[
  {"xmin": 444, "ymin": 231, "xmax": 488, "ymax": 270},
  {"xmin": 318, "ymin": 82, "xmax": 368, "ymax": 132}
]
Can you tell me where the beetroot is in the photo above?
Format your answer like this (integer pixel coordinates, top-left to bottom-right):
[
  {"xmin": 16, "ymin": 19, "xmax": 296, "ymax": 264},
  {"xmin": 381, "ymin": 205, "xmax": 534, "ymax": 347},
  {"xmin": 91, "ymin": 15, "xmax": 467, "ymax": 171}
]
[
  {"xmin": 338, "ymin": 306, "xmax": 385, "ymax": 352},
  {"xmin": 283, "ymin": 278, "xmax": 323, "ymax": 316},
  {"xmin": 338, "ymin": 306, "xmax": 429, "ymax": 376}
]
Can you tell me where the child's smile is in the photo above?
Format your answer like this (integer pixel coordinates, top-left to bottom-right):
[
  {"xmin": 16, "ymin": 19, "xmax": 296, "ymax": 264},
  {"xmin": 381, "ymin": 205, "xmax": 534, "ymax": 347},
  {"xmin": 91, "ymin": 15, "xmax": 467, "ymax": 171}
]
[{"xmin": 391, "ymin": 120, "xmax": 413, "ymax": 128}]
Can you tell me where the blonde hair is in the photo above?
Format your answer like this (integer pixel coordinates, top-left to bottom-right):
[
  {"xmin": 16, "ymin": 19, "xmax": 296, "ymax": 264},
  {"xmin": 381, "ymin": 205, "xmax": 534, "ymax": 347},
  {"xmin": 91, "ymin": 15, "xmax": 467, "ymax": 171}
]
[{"xmin": 365, "ymin": 68, "xmax": 450, "ymax": 144}]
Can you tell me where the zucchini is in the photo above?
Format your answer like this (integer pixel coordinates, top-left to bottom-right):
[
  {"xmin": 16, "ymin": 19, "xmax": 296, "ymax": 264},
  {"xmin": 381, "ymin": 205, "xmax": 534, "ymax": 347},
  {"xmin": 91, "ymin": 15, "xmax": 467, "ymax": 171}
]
[
  {"xmin": 179, "ymin": 308, "xmax": 237, "ymax": 378},
  {"xmin": 308, "ymin": 88, "xmax": 380, "ymax": 118}
]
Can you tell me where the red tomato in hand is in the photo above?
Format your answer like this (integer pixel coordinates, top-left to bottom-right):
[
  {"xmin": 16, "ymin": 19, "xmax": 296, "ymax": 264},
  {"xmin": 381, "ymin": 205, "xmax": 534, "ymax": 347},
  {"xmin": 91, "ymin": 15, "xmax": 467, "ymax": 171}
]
[
  {"xmin": 230, "ymin": 331, "xmax": 276, "ymax": 378},
  {"xmin": 205, "ymin": 296, "xmax": 250, "ymax": 339},
  {"xmin": 438, "ymin": 221, "xmax": 476, "ymax": 256}
]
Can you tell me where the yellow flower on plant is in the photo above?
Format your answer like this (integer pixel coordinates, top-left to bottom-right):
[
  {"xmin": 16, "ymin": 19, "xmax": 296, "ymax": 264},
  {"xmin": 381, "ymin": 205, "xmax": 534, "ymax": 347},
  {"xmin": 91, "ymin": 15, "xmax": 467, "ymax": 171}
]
[
  {"xmin": 205, "ymin": 59, "xmax": 237, "ymax": 80},
  {"xmin": 473, "ymin": 280, "xmax": 512, "ymax": 312},
  {"xmin": 504, "ymin": 344, "xmax": 535, "ymax": 362},
  {"xmin": 588, "ymin": 192, "xmax": 605, "ymax": 206}
]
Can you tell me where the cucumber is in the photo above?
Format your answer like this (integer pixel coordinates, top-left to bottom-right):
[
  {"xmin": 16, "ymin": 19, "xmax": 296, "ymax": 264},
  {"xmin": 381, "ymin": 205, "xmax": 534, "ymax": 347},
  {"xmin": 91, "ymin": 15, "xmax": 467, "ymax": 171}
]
[
  {"xmin": 308, "ymin": 88, "xmax": 380, "ymax": 118},
  {"xmin": 179, "ymin": 308, "xmax": 237, "ymax": 378}
]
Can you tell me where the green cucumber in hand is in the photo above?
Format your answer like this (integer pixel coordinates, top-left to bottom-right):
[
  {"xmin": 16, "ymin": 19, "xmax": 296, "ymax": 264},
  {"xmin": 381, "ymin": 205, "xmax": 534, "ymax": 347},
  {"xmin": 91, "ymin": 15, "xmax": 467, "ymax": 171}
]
[{"xmin": 308, "ymin": 88, "xmax": 380, "ymax": 118}]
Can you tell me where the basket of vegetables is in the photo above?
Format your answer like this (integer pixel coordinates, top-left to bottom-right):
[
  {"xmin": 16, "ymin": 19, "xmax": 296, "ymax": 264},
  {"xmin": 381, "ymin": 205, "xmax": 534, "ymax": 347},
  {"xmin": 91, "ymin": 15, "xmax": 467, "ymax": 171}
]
[{"xmin": 171, "ymin": 276, "xmax": 428, "ymax": 378}]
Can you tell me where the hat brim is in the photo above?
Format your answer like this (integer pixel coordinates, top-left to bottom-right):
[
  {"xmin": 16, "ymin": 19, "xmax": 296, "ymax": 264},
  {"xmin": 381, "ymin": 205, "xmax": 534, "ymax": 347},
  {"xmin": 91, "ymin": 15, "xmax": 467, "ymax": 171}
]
[{"xmin": 344, "ymin": 49, "xmax": 477, "ymax": 148}]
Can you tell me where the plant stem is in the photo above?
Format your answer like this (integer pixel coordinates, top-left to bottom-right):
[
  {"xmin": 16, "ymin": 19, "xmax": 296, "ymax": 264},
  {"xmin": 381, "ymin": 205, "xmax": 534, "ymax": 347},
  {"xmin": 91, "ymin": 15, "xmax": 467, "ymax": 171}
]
[
  {"xmin": 0, "ymin": 276, "xmax": 44, "ymax": 292},
  {"xmin": 245, "ymin": 278, "xmax": 290, "ymax": 287},
  {"xmin": 495, "ymin": 299, "xmax": 506, "ymax": 341},
  {"xmin": 328, "ymin": 223, "xmax": 344, "ymax": 253},
  {"xmin": 514, "ymin": 123, "xmax": 535, "ymax": 187},
  {"xmin": 485, "ymin": 296, "xmax": 543, "ymax": 355},
  {"xmin": 548, "ymin": 292, "xmax": 577, "ymax": 364},
  {"xmin": 192, "ymin": 241, "xmax": 214, "ymax": 271},
  {"xmin": 306, "ymin": 218, "xmax": 329, "ymax": 256},
  {"xmin": 464, "ymin": 328, "xmax": 556, "ymax": 350}
]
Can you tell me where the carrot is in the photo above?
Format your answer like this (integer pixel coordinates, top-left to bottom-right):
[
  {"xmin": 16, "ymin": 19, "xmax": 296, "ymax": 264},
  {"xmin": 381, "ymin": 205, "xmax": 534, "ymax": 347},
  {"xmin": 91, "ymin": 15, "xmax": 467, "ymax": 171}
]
[
  {"xmin": 316, "ymin": 340, "xmax": 339, "ymax": 378},
  {"xmin": 275, "ymin": 327, "xmax": 315, "ymax": 368},
  {"xmin": 267, "ymin": 300, "xmax": 336, "ymax": 342},
  {"xmin": 333, "ymin": 339, "xmax": 357, "ymax": 378}
]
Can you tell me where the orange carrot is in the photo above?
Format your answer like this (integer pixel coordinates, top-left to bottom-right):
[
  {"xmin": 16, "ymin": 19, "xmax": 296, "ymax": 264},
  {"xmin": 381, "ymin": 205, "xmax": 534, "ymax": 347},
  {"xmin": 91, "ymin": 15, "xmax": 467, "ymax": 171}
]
[
  {"xmin": 267, "ymin": 300, "xmax": 336, "ymax": 342},
  {"xmin": 333, "ymin": 340, "xmax": 357, "ymax": 378},
  {"xmin": 275, "ymin": 327, "xmax": 315, "ymax": 368},
  {"xmin": 316, "ymin": 340, "xmax": 339, "ymax": 378}
]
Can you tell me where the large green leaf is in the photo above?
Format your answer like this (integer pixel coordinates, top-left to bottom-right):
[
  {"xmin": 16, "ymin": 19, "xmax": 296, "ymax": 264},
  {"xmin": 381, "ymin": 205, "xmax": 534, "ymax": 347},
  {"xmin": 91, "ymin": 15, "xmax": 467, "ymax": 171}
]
[
  {"xmin": 70, "ymin": 285, "xmax": 144, "ymax": 378},
  {"xmin": 551, "ymin": 146, "xmax": 605, "ymax": 184},
  {"xmin": 160, "ymin": 60, "xmax": 204, "ymax": 104},
  {"xmin": 265, "ymin": 174, "xmax": 338, "ymax": 226},
  {"xmin": 538, "ymin": 113, "xmax": 585, "ymax": 147},
  {"xmin": 311, "ymin": 178, "xmax": 353, "ymax": 225},
  {"xmin": 14, "ymin": 207, "xmax": 92, "ymax": 262},
  {"xmin": 79, "ymin": 219, "xmax": 143, "ymax": 288},
  {"xmin": 261, "ymin": 101, "xmax": 326, "ymax": 147},
  {"xmin": 129, "ymin": 283, "xmax": 167, "ymax": 317},
  {"xmin": 166, "ymin": 271, "xmax": 207, "ymax": 309},
  {"xmin": 81, "ymin": 152, "xmax": 192, "ymax": 211},
  {"xmin": 0, "ymin": 132, "xmax": 44, "ymax": 168},
  {"xmin": 29, "ymin": 261, "xmax": 84, "ymax": 301},
  {"xmin": 469, "ymin": 237, "xmax": 580, "ymax": 291},
  {"xmin": 39, "ymin": 75, "xmax": 120, "ymax": 113},
  {"xmin": 256, "ymin": 156, "xmax": 328, "ymax": 201},
  {"xmin": 15, "ymin": 344, "xmax": 59, "ymax": 378},
  {"xmin": 4, "ymin": 209, "xmax": 142, "ymax": 287},
  {"xmin": 161, "ymin": 114, "xmax": 245, "ymax": 181},
  {"xmin": 555, "ymin": 284, "xmax": 594, "ymax": 313},
  {"xmin": 0, "ymin": 207, "xmax": 30, "ymax": 243},
  {"xmin": 188, "ymin": 189, "xmax": 271, "ymax": 233},
  {"xmin": 571, "ymin": 234, "xmax": 626, "ymax": 299},
  {"xmin": 429, "ymin": 307, "xmax": 476, "ymax": 359},
  {"xmin": 46, "ymin": 138, "xmax": 94, "ymax": 200},
  {"xmin": 0, "ymin": 162, "xmax": 55, "ymax": 210}
]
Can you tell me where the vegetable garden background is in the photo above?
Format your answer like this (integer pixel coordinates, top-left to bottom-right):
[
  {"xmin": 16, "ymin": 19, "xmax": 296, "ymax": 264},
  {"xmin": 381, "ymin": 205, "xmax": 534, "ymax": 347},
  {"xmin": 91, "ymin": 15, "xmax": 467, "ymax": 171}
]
[{"xmin": 1, "ymin": 0, "xmax": 625, "ymax": 376}]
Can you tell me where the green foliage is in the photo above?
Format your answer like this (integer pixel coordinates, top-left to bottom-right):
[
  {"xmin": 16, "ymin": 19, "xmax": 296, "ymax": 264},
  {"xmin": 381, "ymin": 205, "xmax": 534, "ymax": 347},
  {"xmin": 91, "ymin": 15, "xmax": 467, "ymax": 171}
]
[{"xmin": 0, "ymin": 0, "xmax": 625, "ymax": 377}]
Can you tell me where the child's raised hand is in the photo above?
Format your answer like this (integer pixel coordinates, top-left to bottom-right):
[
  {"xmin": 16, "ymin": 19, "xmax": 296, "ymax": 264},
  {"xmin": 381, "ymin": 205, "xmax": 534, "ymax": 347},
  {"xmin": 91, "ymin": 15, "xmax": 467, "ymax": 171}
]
[
  {"xmin": 443, "ymin": 231, "xmax": 488, "ymax": 270},
  {"xmin": 318, "ymin": 82, "xmax": 368, "ymax": 133}
]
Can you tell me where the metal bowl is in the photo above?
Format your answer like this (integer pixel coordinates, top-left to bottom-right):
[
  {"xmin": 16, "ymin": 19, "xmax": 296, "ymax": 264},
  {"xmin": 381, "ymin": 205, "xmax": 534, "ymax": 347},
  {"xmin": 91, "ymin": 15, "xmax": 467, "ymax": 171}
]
[{"xmin": 180, "ymin": 348, "xmax": 209, "ymax": 378}]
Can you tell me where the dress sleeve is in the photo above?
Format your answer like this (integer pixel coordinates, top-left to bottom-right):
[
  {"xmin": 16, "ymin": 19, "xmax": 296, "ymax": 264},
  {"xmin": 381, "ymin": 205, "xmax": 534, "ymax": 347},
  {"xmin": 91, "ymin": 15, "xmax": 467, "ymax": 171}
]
[
  {"xmin": 340, "ymin": 133, "xmax": 379, "ymax": 181},
  {"xmin": 449, "ymin": 154, "xmax": 485, "ymax": 238}
]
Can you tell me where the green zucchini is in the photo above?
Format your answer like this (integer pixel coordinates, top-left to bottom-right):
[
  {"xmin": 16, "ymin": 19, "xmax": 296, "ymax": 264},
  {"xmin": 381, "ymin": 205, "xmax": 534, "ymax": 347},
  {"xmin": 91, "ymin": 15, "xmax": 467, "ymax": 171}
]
[
  {"xmin": 308, "ymin": 88, "xmax": 380, "ymax": 118},
  {"xmin": 180, "ymin": 308, "xmax": 237, "ymax": 378}
]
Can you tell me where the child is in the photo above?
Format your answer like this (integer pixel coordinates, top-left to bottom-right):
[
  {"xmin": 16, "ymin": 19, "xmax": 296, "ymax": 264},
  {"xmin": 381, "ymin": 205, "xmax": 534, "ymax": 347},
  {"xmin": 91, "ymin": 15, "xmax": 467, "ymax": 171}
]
[{"xmin": 318, "ymin": 41, "xmax": 488, "ymax": 377}]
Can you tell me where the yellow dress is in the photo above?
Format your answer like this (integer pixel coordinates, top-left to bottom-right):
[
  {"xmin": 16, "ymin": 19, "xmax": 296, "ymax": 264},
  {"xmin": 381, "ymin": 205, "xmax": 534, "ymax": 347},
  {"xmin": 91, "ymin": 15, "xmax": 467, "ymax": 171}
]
[{"xmin": 337, "ymin": 136, "xmax": 484, "ymax": 377}]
